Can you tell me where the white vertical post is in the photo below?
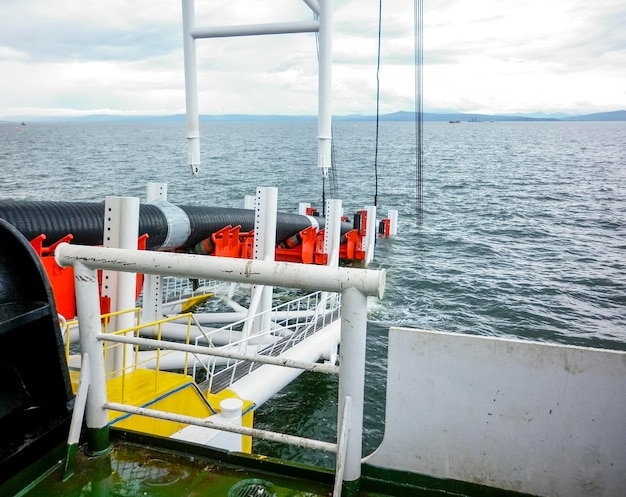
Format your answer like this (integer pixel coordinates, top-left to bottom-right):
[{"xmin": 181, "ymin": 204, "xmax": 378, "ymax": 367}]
[
  {"xmin": 245, "ymin": 187, "xmax": 278, "ymax": 337},
  {"xmin": 244, "ymin": 195, "xmax": 255, "ymax": 210},
  {"xmin": 325, "ymin": 199, "xmax": 342, "ymax": 268},
  {"xmin": 142, "ymin": 183, "xmax": 167, "ymax": 323},
  {"xmin": 298, "ymin": 202, "xmax": 311, "ymax": 215},
  {"xmin": 182, "ymin": 0, "xmax": 200, "ymax": 174},
  {"xmin": 338, "ymin": 287, "xmax": 367, "ymax": 490},
  {"xmin": 74, "ymin": 262, "xmax": 111, "ymax": 454},
  {"xmin": 363, "ymin": 205, "xmax": 377, "ymax": 264},
  {"xmin": 317, "ymin": 0, "xmax": 332, "ymax": 178},
  {"xmin": 102, "ymin": 196, "xmax": 139, "ymax": 374},
  {"xmin": 388, "ymin": 209, "xmax": 398, "ymax": 236},
  {"xmin": 254, "ymin": 186, "xmax": 278, "ymax": 259},
  {"xmin": 321, "ymin": 199, "xmax": 341, "ymax": 312},
  {"xmin": 146, "ymin": 182, "xmax": 167, "ymax": 201}
]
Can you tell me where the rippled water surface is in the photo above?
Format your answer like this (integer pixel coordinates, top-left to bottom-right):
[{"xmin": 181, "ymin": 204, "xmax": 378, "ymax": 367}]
[{"xmin": 2, "ymin": 119, "xmax": 625, "ymax": 465}]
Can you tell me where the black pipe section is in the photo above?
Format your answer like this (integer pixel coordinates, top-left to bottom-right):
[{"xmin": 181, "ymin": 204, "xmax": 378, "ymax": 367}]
[
  {"xmin": 179, "ymin": 205, "xmax": 329, "ymax": 249},
  {"xmin": 0, "ymin": 200, "xmax": 352, "ymax": 251}
]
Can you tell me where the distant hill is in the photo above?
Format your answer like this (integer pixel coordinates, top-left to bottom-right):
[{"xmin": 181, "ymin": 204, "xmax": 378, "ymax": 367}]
[
  {"xmin": 560, "ymin": 110, "xmax": 626, "ymax": 121},
  {"xmin": 337, "ymin": 111, "xmax": 560, "ymax": 122},
  {"xmin": 510, "ymin": 111, "xmax": 572, "ymax": 119},
  {"xmin": 338, "ymin": 110, "xmax": 626, "ymax": 122},
  {"xmin": 3, "ymin": 109, "xmax": 626, "ymax": 124}
]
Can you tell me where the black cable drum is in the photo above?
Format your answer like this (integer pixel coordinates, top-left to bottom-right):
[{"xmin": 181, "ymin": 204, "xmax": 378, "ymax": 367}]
[{"xmin": 0, "ymin": 200, "xmax": 353, "ymax": 251}]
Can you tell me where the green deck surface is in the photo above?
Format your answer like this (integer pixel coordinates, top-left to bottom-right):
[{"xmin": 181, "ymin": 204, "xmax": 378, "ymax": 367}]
[{"xmin": 18, "ymin": 439, "xmax": 333, "ymax": 497}]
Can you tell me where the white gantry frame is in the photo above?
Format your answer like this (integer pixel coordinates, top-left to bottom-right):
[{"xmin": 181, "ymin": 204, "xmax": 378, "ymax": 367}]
[{"xmin": 182, "ymin": 0, "xmax": 333, "ymax": 177}]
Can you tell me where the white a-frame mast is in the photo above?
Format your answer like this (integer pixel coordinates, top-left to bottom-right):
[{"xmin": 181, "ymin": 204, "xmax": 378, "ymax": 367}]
[{"xmin": 181, "ymin": 0, "xmax": 333, "ymax": 177}]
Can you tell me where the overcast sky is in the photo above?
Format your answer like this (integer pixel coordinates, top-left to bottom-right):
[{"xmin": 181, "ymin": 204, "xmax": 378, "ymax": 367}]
[{"xmin": 1, "ymin": 0, "xmax": 625, "ymax": 119}]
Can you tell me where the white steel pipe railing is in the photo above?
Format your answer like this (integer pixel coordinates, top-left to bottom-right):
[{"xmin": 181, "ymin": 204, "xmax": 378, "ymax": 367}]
[
  {"xmin": 103, "ymin": 401, "xmax": 337, "ymax": 452},
  {"xmin": 58, "ymin": 244, "xmax": 384, "ymax": 493},
  {"xmin": 55, "ymin": 244, "xmax": 384, "ymax": 299},
  {"xmin": 96, "ymin": 333, "xmax": 339, "ymax": 375}
]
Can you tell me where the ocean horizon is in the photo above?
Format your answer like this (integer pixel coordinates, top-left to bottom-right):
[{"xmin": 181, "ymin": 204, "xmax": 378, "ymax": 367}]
[{"xmin": 3, "ymin": 108, "xmax": 626, "ymax": 124}]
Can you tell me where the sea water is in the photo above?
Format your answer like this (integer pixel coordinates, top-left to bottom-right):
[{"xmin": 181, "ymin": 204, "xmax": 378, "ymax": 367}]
[{"xmin": 1, "ymin": 119, "xmax": 625, "ymax": 466}]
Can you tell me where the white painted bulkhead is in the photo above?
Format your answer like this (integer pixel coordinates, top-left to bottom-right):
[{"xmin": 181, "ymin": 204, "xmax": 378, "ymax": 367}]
[{"xmin": 366, "ymin": 327, "xmax": 626, "ymax": 497}]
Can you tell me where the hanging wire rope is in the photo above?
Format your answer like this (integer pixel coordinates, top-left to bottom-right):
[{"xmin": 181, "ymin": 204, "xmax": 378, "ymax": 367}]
[
  {"xmin": 414, "ymin": 0, "xmax": 424, "ymax": 224},
  {"xmin": 373, "ymin": 0, "xmax": 383, "ymax": 208}
]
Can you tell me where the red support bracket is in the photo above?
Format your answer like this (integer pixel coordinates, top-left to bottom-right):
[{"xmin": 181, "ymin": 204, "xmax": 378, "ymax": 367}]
[
  {"xmin": 275, "ymin": 226, "xmax": 317, "ymax": 263},
  {"xmin": 212, "ymin": 225, "xmax": 244, "ymax": 258}
]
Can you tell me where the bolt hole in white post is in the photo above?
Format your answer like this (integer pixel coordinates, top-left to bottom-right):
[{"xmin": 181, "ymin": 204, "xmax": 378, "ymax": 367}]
[{"xmin": 102, "ymin": 196, "xmax": 139, "ymax": 375}]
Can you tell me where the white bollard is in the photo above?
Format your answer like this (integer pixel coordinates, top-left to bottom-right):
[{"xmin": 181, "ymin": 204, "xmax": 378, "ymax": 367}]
[{"xmin": 214, "ymin": 398, "xmax": 244, "ymax": 452}]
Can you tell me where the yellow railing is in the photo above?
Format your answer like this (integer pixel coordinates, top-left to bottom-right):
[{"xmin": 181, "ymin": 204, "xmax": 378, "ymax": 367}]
[
  {"xmin": 62, "ymin": 307, "xmax": 143, "ymax": 361},
  {"xmin": 63, "ymin": 309, "xmax": 203, "ymax": 399}
]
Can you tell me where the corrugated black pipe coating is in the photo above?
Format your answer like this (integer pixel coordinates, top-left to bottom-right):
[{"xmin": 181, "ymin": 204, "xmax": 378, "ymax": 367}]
[
  {"xmin": 179, "ymin": 205, "xmax": 334, "ymax": 248},
  {"xmin": 0, "ymin": 200, "xmax": 352, "ymax": 250},
  {"xmin": 0, "ymin": 200, "xmax": 110, "ymax": 247}
]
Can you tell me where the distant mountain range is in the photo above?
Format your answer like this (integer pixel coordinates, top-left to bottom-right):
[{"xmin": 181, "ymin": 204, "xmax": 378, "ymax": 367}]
[
  {"xmin": 3, "ymin": 109, "xmax": 625, "ymax": 124},
  {"xmin": 338, "ymin": 110, "xmax": 626, "ymax": 122}
]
